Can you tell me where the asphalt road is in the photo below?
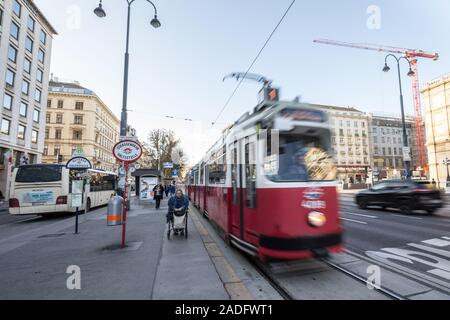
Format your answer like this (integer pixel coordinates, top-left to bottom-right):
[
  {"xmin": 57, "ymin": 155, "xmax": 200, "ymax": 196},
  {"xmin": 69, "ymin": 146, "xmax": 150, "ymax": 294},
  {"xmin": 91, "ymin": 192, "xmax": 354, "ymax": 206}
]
[{"xmin": 339, "ymin": 194, "xmax": 450, "ymax": 295}]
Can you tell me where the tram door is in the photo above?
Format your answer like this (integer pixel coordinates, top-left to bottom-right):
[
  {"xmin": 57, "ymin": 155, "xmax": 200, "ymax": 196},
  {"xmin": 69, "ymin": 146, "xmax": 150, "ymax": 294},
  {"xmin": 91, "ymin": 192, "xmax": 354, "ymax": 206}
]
[{"xmin": 230, "ymin": 140, "xmax": 244, "ymax": 239}]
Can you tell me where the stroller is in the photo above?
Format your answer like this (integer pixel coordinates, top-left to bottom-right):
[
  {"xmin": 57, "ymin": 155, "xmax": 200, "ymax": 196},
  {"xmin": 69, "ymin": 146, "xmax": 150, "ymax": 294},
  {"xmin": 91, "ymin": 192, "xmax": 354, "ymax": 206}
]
[{"xmin": 167, "ymin": 207, "xmax": 188, "ymax": 239}]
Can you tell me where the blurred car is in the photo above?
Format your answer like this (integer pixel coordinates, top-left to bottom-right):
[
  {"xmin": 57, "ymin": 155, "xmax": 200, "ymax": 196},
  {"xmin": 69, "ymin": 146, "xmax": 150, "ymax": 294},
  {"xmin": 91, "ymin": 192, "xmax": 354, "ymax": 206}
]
[{"xmin": 355, "ymin": 180, "xmax": 443, "ymax": 214}]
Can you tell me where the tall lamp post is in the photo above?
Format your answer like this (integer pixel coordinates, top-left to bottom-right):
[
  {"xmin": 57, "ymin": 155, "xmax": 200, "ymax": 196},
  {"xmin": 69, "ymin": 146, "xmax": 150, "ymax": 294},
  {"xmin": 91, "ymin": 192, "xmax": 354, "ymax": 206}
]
[
  {"xmin": 382, "ymin": 54, "xmax": 415, "ymax": 179},
  {"xmin": 94, "ymin": 0, "xmax": 161, "ymax": 137},
  {"xmin": 443, "ymin": 157, "xmax": 450, "ymax": 187},
  {"xmin": 94, "ymin": 0, "xmax": 161, "ymax": 205}
]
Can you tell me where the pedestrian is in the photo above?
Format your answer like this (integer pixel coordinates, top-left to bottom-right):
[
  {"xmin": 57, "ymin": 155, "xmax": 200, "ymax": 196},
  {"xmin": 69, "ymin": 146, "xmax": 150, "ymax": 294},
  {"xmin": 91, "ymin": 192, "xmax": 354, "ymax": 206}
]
[
  {"xmin": 431, "ymin": 178, "xmax": 437, "ymax": 189},
  {"xmin": 153, "ymin": 183, "xmax": 164, "ymax": 209},
  {"xmin": 165, "ymin": 184, "xmax": 170, "ymax": 198},
  {"xmin": 170, "ymin": 184, "xmax": 176, "ymax": 198}
]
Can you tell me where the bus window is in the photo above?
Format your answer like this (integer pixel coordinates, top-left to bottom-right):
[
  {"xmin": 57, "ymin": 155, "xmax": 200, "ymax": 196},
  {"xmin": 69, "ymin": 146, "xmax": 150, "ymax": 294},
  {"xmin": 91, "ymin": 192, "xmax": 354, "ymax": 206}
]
[{"xmin": 15, "ymin": 165, "xmax": 62, "ymax": 183}]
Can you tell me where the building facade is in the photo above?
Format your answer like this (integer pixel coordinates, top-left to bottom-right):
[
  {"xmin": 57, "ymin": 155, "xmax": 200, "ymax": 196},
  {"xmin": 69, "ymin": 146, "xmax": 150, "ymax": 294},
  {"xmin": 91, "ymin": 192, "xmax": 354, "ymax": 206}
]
[
  {"xmin": 421, "ymin": 73, "xmax": 450, "ymax": 189},
  {"xmin": 43, "ymin": 79, "xmax": 120, "ymax": 172},
  {"xmin": 369, "ymin": 114, "xmax": 414, "ymax": 180},
  {"xmin": 0, "ymin": 0, "xmax": 56, "ymax": 197},
  {"xmin": 312, "ymin": 104, "xmax": 371, "ymax": 184}
]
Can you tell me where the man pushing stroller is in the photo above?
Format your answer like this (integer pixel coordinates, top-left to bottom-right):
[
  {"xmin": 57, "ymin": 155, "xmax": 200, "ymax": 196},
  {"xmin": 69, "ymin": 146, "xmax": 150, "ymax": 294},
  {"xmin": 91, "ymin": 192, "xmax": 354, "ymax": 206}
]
[{"xmin": 166, "ymin": 189, "xmax": 189, "ymax": 238}]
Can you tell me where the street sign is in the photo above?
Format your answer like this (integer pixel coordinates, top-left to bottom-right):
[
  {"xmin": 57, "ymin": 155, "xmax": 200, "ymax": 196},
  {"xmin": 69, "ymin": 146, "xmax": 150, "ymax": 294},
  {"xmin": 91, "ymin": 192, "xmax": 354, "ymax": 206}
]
[
  {"xmin": 172, "ymin": 169, "xmax": 179, "ymax": 177},
  {"xmin": 163, "ymin": 162, "xmax": 173, "ymax": 169},
  {"xmin": 403, "ymin": 147, "xmax": 411, "ymax": 162},
  {"xmin": 66, "ymin": 156, "xmax": 92, "ymax": 170},
  {"xmin": 113, "ymin": 140, "xmax": 143, "ymax": 163},
  {"xmin": 71, "ymin": 193, "xmax": 83, "ymax": 208}
]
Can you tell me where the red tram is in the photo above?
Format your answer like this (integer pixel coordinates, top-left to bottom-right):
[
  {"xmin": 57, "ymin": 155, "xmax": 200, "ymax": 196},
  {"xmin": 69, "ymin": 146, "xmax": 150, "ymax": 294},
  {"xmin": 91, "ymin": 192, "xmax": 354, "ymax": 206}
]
[{"xmin": 187, "ymin": 100, "xmax": 343, "ymax": 260}]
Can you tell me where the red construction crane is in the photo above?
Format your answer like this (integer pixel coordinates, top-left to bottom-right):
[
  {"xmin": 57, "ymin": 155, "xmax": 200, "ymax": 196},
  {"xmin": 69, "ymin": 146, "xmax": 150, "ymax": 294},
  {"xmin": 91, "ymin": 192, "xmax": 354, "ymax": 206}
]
[{"xmin": 313, "ymin": 38, "xmax": 439, "ymax": 169}]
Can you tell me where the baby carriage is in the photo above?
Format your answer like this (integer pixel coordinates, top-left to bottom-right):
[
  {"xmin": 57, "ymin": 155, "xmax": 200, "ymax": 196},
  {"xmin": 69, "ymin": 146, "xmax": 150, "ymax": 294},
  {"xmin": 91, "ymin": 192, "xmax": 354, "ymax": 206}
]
[{"xmin": 167, "ymin": 207, "xmax": 188, "ymax": 239}]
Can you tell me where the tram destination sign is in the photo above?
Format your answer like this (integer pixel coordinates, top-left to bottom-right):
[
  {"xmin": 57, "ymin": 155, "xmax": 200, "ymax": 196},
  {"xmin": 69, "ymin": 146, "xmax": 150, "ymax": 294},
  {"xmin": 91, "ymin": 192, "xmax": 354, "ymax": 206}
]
[
  {"xmin": 280, "ymin": 108, "xmax": 326, "ymax": 123},
  {"xmin": 66, "ymin": 156, "xmax": 92, "ymax": 171},
  {"xmin": 113, "ymin": 139, "xmax": 143, "ymax": 163}
]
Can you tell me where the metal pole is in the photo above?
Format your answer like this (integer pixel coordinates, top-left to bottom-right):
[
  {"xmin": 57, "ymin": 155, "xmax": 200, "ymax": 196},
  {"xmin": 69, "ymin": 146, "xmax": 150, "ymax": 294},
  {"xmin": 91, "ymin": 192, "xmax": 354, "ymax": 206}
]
[
  {"xmin": 396, "ymin": 59, "xmax": 411, "ymax": 180},
  {"xmin": 75, "ymin": 207, "xmax": 79, "ymax": 234},
  {"xmin": 121, "ymin": 162, "xmax": 128, "ymax": 248},
  {"xmin": 120, "ymin": 3, "xmax": 132, "ymax": 137}
]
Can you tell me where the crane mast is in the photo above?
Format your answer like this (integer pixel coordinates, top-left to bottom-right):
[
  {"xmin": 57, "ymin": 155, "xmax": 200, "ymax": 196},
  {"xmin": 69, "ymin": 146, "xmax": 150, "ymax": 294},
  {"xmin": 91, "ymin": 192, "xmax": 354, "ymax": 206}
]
[{"xmin": 314, "ymin": 38, "xmax": 439, "ymax": 169}]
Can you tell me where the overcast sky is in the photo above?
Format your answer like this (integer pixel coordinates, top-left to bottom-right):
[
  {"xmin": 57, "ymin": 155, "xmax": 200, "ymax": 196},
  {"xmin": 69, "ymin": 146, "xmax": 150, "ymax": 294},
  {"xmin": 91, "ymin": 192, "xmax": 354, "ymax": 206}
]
[{"xmin": 34, "ymin": 0, "xmax": 450, "ymax": 164}]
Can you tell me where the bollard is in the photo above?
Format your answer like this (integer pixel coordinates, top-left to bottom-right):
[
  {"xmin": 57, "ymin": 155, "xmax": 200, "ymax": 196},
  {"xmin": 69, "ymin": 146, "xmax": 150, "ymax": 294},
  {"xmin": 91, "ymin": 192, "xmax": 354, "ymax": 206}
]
[{"xmin": 107, "ymin": 196, "xmax": 124, "ymax": 226}]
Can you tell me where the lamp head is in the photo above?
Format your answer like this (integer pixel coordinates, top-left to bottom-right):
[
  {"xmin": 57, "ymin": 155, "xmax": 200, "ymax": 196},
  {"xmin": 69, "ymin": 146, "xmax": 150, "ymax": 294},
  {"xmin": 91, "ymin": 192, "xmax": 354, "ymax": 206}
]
[
  {"xmin": 94, "ymin": 1, "xmax": 106, "ymax": 18},
  {"xmin": 150, "ymin": 15, "xmax": 161, "ymax": 28},
  {"xmin": 382, "ymin": 64, "xmax": 390, "ymax": 73},
  {"xmin": 407, "ymin": 69, "xmax": 415, "ymax": 77}
]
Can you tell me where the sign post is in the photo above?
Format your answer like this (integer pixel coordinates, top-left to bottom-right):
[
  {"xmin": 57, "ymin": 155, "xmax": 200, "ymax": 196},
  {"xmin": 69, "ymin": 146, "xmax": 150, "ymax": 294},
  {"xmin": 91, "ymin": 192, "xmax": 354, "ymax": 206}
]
[
  {"xmin": 113, "ymin": 139, "xmax": 143, "ymax": 248},
  {"xmin": 66, "ymin": 156, "xmax": 92, "ymax": 234}
]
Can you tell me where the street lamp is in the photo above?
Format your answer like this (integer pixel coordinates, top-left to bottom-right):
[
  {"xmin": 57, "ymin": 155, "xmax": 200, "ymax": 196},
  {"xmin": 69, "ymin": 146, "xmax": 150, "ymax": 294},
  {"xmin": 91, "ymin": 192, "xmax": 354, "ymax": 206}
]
[
  {"xmin": 382, "ymin": 54, "xmax": 415, "ymax": 180},
  {"xmin": 443, "ymin": 157, "xmax": 450, "ymax": 185},
  {"xmin": 94, "ymin": 0, "xmax": 161, "ymax": 137}
]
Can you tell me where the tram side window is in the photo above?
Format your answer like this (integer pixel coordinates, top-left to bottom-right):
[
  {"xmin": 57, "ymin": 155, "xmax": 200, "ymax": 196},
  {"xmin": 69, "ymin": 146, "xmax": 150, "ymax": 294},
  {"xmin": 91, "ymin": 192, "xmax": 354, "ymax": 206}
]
[
  {"xmin": 208, "ymin": 148, "xmax": 226, "ymax": 184},
  {"xmin": 231, "ymin": 144, "xmax": 238, "ymax": 205},
  {"xmin": 200, "ymin": 164, "xmax": 204, "ymax": 185},
  {"xmin": 245, "ymin": 141, "xmax": 257, "ymax": 208}
]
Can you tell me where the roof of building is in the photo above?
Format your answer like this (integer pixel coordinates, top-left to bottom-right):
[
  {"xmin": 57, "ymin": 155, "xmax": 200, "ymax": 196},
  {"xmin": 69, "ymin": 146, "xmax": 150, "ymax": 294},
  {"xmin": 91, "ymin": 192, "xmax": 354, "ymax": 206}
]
[
  {"xmin": 27, "ymin": 0, "xmax": 58, "ymax": 35},
  {"xmin": 49, "ymin": 80, "xmax": 89, "ymax": 91},
  {"xmin": 307, "ymin": 103, "xmax": 362, "ymax": 113}
]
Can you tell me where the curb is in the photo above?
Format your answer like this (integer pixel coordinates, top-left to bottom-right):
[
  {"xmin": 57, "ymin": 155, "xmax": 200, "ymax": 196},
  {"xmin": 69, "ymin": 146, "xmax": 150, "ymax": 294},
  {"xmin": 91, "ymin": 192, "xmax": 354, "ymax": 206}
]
[{"xmin": 190, "ymin": 208, "xmax": 253, "ymax": 300}]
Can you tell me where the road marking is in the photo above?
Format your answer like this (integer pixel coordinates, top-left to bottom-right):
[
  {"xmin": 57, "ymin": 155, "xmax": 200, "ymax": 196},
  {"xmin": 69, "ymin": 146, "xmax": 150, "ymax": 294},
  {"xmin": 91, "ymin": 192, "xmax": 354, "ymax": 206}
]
[
  {"xmin": 340, "ymin": 217, "xmax": 367, "ymax": 225},
  {"xmin": 392, "ymin": 214, "xmax": 423, "ymax": 220},
  {"xmin": 342, "ymin": 212, "xmax": 378, "ymax": 219},
  {"xmin": 422, "ymin": 238, "xmax": 450, "ymax": 247}
]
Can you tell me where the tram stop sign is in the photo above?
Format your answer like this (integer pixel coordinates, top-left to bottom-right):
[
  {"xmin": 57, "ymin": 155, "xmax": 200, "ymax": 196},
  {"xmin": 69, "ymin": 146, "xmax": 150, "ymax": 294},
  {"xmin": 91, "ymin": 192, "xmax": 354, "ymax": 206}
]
[
  {"xmin": 66, "ymin": 156, "xmax": 92, "ymax": 171},
  {"xmin": 113, "ymin": 140, "xmax": 143, "ymax": 164}
]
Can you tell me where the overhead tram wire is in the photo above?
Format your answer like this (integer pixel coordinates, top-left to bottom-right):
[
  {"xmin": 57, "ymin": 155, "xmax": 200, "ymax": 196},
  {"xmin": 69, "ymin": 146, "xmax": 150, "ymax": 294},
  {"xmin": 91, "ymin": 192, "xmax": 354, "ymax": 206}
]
[{"xmin": 211, "ymin": 0, "xmax": 297, "ymax": 127}]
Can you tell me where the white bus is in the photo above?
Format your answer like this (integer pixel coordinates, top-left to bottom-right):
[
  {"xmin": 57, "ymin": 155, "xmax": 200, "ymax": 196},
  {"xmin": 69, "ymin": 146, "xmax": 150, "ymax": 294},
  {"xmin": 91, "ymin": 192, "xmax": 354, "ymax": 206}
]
[{"xmin": 9, "ymin": 164, "xmax": 117, "ymax": 216}]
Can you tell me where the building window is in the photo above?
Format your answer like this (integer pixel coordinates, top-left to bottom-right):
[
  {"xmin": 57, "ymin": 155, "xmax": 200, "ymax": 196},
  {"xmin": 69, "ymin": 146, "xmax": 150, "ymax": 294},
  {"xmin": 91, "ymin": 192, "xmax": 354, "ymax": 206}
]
[
  {"xmin": 23, "ymin": 58, "xmax": 32, "ymax": 74},
  {"xmin": 35, "ymin": 88, "xmax": 42, "ymax": 102},
  {"xmin": 31, "ymin": 130, "xmax": 38, "ymax": 143},
  {"xmin": 57, "ymin": 100, "xmax": 64, "ymax": 108},
  {"xmin": 46, "ymin": 113, "xmax": 51, "ymax": 123},
  {"xmin": 55, "ymin": 129, "xmax": 62, "ymax": 140},
  {"xmin": 0, "ymin": 9, "xmax": 3, "ymax": 27},
  {"xmin": 74, "ymin": 115, "xmax": 83, "ymax": 125},
  {"xmin": 17, "ymin": 124, "xmax": 26, "ymax": 140},
  {"xmin": 56, "ymin": 114, "xmax": 63, "ymax": 124},
  {"xmin": 47, "ymin": 100, "xmax": 52, "ymax": 108},
  {"xmin": 19, "ymin": 102, "xmax": 27, "ymax": 117},
  {"xmin": 45, "ymin": 128, "xmax": 49, "ymax": 139},
  {"xmin": 54, "ymin": 145, "xmax": 60, "ymax": 156},
  {"xmin": 43, "ymin": 146, "xmax": 48, "ymax": 156},
  {"xmin": 1, "ymin": 118, "xmax": 11, "ymax": 135},
  {"xmin": 73, "ymin": 130, "xmax": 83, "ymax": 140},
  {"xmin": 36, "ymin": 69, "xmax": 43, "ymax": 83},
  {"xmin": 6, "ymin": 69, "xmax": 15, "ymax": 86},
  {"xmin": 10, "ymin": 21, "xmax": 19, "ymax": 40},
  {"xmin": 75, "ymin": 101, "xmax": 84, "ymax": 110},
  {"xmin": 22, "ymin": 80, "xmax": 30, "ymax": 95},
  {"xmin": 8, "ymin": 45, "xmax": 18, "ymax": 63},
  {"xmin": 27, "ymin": 16, "xmax": 35, "ymax": 31},
  {"xmin": 40, "ymin": 30, "xmax": 47, "ymax": 45},
  {"xmin": 33, "ymin": 109, "xmax": 40, "ymax": 123},
  {"xmin": 3, "ymin": 93, "xmax": 13, "ymax": 110},
  {"xmin": 38, "ymin": 49, "xmax": 45, "ymax": 64},
  {"xmin": 25, "ymin": 36, "xmax": 33, "ymax": 53},
  {"xmin": 13, "ymin": 0, "xmax": 21, "ymax": 17}
]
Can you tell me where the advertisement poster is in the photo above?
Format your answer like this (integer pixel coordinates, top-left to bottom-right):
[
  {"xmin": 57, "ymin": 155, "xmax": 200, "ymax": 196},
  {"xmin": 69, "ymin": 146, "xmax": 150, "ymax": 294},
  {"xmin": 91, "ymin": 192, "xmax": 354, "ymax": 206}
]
[{"xmin": 140, "ymin": 176, "xmax": 158, "ymax": 201}]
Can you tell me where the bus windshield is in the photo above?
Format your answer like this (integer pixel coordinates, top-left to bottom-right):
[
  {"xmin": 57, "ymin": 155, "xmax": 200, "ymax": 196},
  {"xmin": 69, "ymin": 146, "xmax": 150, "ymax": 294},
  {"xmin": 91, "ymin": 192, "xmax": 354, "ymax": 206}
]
[
  {"xmin": 15, "ymin": 165, "xmax": 63, "ymax": 183},
  {"xmin": 263, "ymin": 133, "xmax": 336, "ymax": 182}
]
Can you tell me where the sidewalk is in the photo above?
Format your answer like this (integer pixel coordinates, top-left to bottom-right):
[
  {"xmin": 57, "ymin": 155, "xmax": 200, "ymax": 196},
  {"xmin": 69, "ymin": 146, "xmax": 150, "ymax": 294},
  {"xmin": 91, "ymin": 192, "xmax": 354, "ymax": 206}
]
[{"xmin": 0, "ymin": 197, "xmax": 228, "ymax": 300}]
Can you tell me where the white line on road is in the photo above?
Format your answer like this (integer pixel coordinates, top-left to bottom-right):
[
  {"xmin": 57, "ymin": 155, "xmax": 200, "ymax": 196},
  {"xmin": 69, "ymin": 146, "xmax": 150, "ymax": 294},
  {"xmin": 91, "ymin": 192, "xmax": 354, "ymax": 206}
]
[
  {"xmin": 340, "ymin": 217, "xmax": 367, "ymax": 225},
  {"xmin": 342, "ymin": 212, "xmax": 378, "ymax": 219},
  {"xmin": 392, "ymin": 214, "xmax": 423, "ymax": 220}
]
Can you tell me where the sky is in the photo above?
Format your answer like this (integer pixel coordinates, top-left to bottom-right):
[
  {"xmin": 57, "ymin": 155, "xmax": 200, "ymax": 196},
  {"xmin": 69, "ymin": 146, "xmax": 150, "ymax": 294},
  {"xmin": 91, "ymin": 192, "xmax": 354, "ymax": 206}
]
[{"xmin": 34, "ymin": 0, "xmax": 450, "ymax": 164}]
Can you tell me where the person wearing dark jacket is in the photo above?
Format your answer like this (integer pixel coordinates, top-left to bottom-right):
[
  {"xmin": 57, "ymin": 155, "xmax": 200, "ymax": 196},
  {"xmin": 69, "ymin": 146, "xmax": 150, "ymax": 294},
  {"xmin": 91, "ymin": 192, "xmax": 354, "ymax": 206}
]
[{"xmin": 153, "ymin": 184, "xmax": 164, "ymax": 209}]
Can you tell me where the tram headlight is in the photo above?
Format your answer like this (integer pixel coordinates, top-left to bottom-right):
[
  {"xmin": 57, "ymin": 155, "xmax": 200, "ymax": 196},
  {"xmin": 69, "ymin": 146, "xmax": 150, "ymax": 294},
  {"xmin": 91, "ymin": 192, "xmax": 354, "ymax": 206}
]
[{"xmin": 308, "ymin": 211, "xmax": 326, "ymax": 227}]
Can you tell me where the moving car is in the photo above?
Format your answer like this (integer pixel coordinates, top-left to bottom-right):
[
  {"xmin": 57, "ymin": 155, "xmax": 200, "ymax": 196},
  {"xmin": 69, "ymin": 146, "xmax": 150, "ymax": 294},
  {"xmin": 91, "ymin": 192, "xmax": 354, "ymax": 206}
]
[{"xmin": 355, "ymin": 180, "xmax": 443, "ymax": 214}]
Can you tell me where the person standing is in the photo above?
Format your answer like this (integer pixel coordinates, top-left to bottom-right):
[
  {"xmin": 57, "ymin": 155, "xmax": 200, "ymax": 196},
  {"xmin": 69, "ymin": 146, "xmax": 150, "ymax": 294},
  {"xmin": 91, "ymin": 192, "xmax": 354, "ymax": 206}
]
[
  {"xmin": 164, "ymin": 184, "xmax": 170, "ymax": 198},
  {"xmin": 153, "ymin": 183, "xmax": 164, "ymax": 209},
  {"xmin": 170, "ymin": 184, "xmax": 176, "ymax": 198}
]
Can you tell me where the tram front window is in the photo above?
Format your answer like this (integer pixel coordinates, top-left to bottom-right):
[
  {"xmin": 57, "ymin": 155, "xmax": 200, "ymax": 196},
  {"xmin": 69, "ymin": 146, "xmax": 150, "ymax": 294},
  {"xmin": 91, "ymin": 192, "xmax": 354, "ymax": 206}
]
[{"xmin": 263, "ymin": 133, "xmax": 337, "ymax": 182}]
